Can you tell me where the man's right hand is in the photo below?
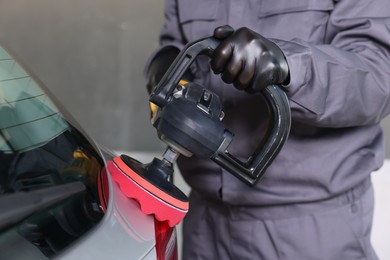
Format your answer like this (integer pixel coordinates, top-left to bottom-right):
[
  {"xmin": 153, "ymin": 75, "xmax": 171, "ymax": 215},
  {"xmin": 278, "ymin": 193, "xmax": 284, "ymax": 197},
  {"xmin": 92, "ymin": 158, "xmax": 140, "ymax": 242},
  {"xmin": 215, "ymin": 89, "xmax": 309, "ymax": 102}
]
[{"xmin": 145, "ymin": 46, "xmax": 180, "ymax": 94}]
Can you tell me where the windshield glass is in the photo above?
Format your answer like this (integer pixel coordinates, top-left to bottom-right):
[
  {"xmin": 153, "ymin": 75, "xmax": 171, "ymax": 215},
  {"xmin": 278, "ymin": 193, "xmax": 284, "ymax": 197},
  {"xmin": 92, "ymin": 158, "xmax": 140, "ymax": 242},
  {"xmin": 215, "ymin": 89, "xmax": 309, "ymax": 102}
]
[
  {"xmin": 0, "ymin": 46, "xmax": 69, "ymax": 154},
  {"xmin": 0, "ymin": 45, "xmax": 105, "ymax": 259}
]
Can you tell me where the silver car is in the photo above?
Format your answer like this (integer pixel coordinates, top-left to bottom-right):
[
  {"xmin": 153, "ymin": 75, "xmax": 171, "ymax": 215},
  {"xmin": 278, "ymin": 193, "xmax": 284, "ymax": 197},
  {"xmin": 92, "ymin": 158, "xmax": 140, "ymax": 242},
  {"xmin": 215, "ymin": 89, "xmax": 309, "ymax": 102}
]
[{"xmin": 0, "ymin": 44, "xmax": 179, "ymax": 260}]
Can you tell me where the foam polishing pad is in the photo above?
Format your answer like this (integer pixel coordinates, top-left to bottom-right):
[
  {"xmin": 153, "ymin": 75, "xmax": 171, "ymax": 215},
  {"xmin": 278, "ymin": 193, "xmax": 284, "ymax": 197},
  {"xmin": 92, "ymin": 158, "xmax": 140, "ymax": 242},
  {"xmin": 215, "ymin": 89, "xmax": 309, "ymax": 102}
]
[{"xmin": 107, "ymin": 155, "xmax": 189, "ymax": 227}]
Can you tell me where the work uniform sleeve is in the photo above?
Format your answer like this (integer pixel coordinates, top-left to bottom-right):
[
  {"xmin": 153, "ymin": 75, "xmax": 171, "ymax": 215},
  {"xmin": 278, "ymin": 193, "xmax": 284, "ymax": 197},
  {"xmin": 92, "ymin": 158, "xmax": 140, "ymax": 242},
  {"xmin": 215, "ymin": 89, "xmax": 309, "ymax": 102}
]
[
  {"xmin": 144, "ymin": 0, "xmax": 185, "ymax": 77},
  {"xmin": 275, "ymin": 0, "xmax": 390, "ymax": 127}
]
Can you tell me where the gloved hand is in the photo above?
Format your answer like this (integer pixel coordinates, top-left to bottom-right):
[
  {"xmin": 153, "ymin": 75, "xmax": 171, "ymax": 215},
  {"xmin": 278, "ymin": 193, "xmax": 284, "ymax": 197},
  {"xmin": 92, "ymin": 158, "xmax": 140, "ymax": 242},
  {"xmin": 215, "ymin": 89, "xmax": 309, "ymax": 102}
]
[
  {"xmin": 145, "ymin": 46, "xmax": 180, "ymax": 94},
  {"xmin": 145, "ymin": 46, "xmax": 194, "ymax": 120},
  {"xmin": 210, "ymin": 25, "xmax": 290, "ymax": 93}
]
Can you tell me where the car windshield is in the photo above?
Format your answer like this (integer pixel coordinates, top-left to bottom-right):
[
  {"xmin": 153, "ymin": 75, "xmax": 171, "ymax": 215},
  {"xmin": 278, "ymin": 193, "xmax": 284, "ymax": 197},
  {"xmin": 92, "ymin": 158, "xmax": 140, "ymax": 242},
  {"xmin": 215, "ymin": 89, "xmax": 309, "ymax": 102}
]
[
  {"xmin": 0, "ymin": 45, "xmax": 105, "ymax": 259},
  {"xmin": 0, "ymin": 47, "xmax": 69, "ymax": 154}
]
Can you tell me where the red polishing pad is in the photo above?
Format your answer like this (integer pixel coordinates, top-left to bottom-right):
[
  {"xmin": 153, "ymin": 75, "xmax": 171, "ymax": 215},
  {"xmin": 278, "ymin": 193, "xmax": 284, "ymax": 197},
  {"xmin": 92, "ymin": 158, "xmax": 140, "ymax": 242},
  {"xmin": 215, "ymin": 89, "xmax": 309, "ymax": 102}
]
[{"xmin": 107, "ymin": 156, "xmax": 188, "ymax": 227}]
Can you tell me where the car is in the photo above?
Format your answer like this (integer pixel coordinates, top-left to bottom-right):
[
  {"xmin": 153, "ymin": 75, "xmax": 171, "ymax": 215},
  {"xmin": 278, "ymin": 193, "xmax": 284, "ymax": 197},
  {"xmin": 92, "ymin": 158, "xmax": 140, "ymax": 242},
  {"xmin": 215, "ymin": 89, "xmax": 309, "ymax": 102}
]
[{"xmin": 0, "ymin": 43, "xmax": 179, "ymax": 259}]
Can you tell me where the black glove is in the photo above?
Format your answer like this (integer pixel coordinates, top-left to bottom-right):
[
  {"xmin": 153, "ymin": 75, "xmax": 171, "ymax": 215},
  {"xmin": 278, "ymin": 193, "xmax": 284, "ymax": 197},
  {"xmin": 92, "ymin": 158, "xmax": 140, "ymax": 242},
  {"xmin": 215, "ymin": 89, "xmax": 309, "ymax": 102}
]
[
  {"xmin": 210, "ymin": 25, "xmax": 290, "ymax": 93},
  {"xmin": 145, "ymin": 46, "xmax": 181, "ymax": 94},
  {"xmin": 145, "ymin": 46, "xmax": 194, "ymax": 119}
]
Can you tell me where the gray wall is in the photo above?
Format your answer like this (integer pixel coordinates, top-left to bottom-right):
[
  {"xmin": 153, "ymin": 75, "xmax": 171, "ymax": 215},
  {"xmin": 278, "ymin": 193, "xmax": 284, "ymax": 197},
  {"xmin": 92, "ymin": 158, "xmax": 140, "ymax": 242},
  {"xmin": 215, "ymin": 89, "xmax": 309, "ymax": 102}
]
[
  {"xmin": 0, "ymin": 0, "xmax": 165, "ymax": 152},
  {"xmin": 1, "ymin": 1, "xmax": 390, "ymax": 157}
]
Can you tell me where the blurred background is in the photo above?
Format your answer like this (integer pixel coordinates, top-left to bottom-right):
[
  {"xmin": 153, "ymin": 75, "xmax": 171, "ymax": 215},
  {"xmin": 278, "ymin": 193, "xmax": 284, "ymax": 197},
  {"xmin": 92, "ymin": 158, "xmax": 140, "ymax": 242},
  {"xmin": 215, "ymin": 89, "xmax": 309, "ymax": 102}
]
[
  {"xmin": 0, "ymin": 0, "xmax": 165, "ymax": 154},
  {"xmin": 0, "ymin": 0, "xmax": 390, "ymax": 157}
]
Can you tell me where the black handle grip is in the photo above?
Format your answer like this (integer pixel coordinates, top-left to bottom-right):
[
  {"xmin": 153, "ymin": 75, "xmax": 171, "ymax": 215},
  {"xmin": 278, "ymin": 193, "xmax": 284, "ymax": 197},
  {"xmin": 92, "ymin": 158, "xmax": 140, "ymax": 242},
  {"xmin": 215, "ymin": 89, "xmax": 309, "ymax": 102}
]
[
  {"xmin": 149, "ymin": 37, "xmax": 220, "ymax": 106},
  {"xmin": 150, "ymin": 37, "xmax": 291, "ymax": 186},
  {"xmin": 211, "ymin": 85, "xmax": 291, "ymax": 185}
]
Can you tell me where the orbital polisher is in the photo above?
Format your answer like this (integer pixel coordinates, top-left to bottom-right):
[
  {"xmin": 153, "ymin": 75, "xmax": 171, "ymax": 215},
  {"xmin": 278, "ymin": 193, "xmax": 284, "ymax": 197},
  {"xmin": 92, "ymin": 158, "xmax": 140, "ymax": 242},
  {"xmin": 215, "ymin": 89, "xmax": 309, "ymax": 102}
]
[{"xmin": 108, "ymin": 37, "xmax": 291, "ymax": 227}]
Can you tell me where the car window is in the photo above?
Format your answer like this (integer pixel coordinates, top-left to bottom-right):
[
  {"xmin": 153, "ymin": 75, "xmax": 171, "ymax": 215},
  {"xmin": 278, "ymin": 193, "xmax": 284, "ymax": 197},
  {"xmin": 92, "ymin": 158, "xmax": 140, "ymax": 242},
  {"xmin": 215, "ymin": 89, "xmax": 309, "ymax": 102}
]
[
  {"xmin": 0, "ymin": 47, "xmax": 68, "ymax": 153},
  {"xmin": 0, "ymin": 45, "xmax": 105, "ymax": 259}
]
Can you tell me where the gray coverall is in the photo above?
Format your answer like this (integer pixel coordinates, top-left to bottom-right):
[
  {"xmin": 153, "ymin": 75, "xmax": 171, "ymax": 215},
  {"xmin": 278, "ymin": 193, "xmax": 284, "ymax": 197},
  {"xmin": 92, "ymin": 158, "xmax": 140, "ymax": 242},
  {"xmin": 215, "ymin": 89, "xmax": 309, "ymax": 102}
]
[{"xmin": 145, "ymin": 0, "xmax": 390, "ymax": 259}]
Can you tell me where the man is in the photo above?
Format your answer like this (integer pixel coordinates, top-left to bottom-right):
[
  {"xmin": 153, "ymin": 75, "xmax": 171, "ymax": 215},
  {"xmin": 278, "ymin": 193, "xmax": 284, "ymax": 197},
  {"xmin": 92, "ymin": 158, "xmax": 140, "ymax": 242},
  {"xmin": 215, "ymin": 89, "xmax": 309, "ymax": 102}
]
[{"xmin": 145, "ymin": 0, "xmax": 390, "ymax": 259}]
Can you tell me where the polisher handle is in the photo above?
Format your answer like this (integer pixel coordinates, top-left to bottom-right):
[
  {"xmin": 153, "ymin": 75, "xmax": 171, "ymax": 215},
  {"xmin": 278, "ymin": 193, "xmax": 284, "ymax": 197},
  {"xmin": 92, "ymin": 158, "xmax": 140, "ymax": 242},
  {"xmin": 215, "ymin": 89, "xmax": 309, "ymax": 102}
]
[
  {"xmin": 149, "ymin": 37, "xmax": 220, "ymax": 107},
  {"xmin": 212, "ymin": 85, "xmax": 291, "ymax": 185},
  {"xmin": 150, "ymin": 37, "xmax": 291, "ymax": 186}
]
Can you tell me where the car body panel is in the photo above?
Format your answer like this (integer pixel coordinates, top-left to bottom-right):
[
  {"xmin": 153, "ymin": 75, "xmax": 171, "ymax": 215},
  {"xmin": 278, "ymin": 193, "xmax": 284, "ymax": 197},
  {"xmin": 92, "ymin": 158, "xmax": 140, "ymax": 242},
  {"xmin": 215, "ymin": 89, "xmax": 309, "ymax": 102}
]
[
  {"xmin": 0, "ymin": 43, "xmax": 167, "ymax": 259},
  {"xmin": 57, "ymin": 152, "xmax": 156, "ymax": 259}
]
